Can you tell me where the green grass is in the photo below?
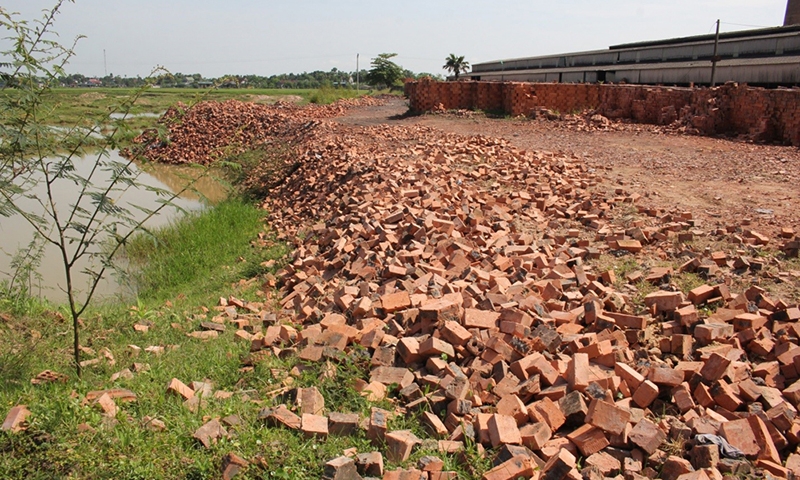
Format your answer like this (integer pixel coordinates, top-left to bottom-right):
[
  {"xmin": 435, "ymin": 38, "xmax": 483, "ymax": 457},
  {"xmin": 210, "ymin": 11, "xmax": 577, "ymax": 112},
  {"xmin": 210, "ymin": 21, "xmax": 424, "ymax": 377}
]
[
  {"xmin": 122, "ymin": 198, "xmax": 288, "ymax": 305},
  {"xmin": 308, "ymin": 86, "xmax": 363, "ymax": 105}
]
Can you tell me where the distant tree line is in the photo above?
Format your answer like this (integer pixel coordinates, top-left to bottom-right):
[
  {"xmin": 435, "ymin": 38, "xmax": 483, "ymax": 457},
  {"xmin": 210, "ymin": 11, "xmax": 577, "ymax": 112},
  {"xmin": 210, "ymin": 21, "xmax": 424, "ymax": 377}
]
[{"xmin": 56, "ymin": 67, "xmax": 444, "ymax": 89}]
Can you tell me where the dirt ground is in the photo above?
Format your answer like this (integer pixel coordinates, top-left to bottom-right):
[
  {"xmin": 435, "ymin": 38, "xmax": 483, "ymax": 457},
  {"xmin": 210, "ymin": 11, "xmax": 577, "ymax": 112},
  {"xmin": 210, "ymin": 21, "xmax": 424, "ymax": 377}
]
[{"xmin": 336, "ymin": 97, "xmax": 800, "ymax": 241}]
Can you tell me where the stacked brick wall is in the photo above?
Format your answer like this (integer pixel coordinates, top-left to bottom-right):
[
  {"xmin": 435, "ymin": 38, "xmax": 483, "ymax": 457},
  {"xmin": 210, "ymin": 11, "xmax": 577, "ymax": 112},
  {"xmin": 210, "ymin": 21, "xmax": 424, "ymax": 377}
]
[{"xmin": 405, "ymin": 80, "xmax": 800, "ymax": 146}]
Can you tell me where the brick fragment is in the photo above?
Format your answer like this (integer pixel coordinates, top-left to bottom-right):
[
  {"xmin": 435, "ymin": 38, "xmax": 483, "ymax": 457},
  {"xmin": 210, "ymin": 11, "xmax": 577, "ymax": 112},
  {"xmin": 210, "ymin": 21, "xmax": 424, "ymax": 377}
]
[
  {"xmin": 584, "ymin": 451, "xmax": 621, "ymax": 476},
  {"xmin": 615, "ymin": 363, "xmax": 645, "ymax": 390},
  {"xmin": 481, "ymin": 456, "xmax": 534, "ymax": 480},
  {"xmin": 496, "ymin": 394, "xmax": 528, "ymax": 426},
  {"xmin": 1, "ymin": 405, "xmax": 31, "ymax": 433},
  {"xmin": 566, "ymin": 424, "xmax": 609, "ymax": 457},
  {"xmin": 649, "ymin": 367, "xmax": 683, "ymax": 387},
  {"xmin": 690, "ymin": 444, "xmax": 719, "ymax": 470},
  {"xmin": 632, "ymin": 380, "xmax": 659, "ymax": 408},
  {"xmin": 441, "ymin": 320, "xmax": 472, "ymax": 345},
  {"xmin": 221, "ymin": 453, "xmax": 248, "ymax": 480},
  {"xmin": 558, "ymin": 390, "xmax": 588, "ymax": 426},
  {"xmin": 747, "ymin": 415, "xmax": 781, "ymax": 464},
  {"xmin": 644, "ymin": 291, "xmax": 683, "ymax": 312},
  {"xmin": 629, "ymin": 418, "xmax": 666, "ymax": 455},
  {"xmin": 385, "ymin": 430, "xmax": 421, "ymax": 462},
  {"xmin": 193, "ymin": 418, "xmax": 227, "ymax": 448},
  {"xmin": 382, "ymin": 468, "xmax": 426, "ymax": 480},
  {"xmin": 259, "ymin": 405, "xmax": 301, "ymax": 430},
  {"xmin": 166, "ymin": 378, "xmax": 194, "ymax": 400},
  {"xmin": 370, "ymin": 366, "xmax": 415, "ymax": 389},
  {"xmin": 301, "ymin": 414, "xmax": 328, "ymax": 438},
  {"xmin": 323, "ymin": 456, "xmax": 362, "ymax": 480},
  {"xmin": 528, "ymin": 396, "xmax": 566, "ymax": 432},
  {"xmin": 328, "ymin": 412, "xmax": 359, "ymax": 436},
  {"xmin": 520, "ymin": 421, "xmax": 552, "ymax": 451},
  {"xmin": 367, "ymin": 407, "xmax": 390, "ymax": 442},
  {"xmin": 418, "ymin": 455, "xmax": 445, "ymax": 472},
  {"xmin": 660, "ymin": 456, "xmax": 694, "ymax": 480},
  {"xmin": 356, "ymin": 451, "xmax": 384, "ymax": 477},
  {"xmin": 94, "ymin": 393, "xmax": 118, "ymax": 417},
  {"xmin": 422, "ymin": 411, "xmax": 448, "ymax": 438},
  {"xmin": 567, "ymin": 352, "xmax": 589, "ymax": 391},
  {"xmin": 488, "ymin": 414, "xmax": 522, "ymax": 447},
  {"xmin": 586, "ymin": 399, "xmax": 630, "ymax": 436},
  {"xmin": 382, "ymin": 291, "xmax": 411, "ymax": 313},
  {"xmin": 700, "ymin": 353, "xmax": 731, "ymax": 381},
  {"xmin": 694, "ymin": 323, "xmax": 734, "ymax": 345},
  {"xmin": 463, "ymin": 308, "xmax": 500, "ymax": 329},
  {"xmin": 541, "ymin": 448, "xmax": 576, "ymax": 480},
  {"xmin": 297, "ymin": 387, "xmax": 325, "ymax": 416},
  {"xmin": 719, "ymin": 418, "xmax": 759, "ymax": 457}
]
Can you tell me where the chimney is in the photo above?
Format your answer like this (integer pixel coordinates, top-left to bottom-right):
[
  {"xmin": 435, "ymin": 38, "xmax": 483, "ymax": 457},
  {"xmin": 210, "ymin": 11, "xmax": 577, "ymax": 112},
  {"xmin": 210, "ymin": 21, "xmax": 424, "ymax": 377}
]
[{"xmin": 786, "ymin": 0, "xmax": 800, "ymax": 25}]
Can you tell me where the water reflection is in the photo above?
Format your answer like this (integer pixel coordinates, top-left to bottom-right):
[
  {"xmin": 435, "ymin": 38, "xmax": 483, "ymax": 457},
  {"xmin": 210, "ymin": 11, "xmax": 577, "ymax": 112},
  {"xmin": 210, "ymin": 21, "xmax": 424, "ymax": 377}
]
[
  {"xmin": 0, "ymin": 150, "xmax": 229, "ymax": 302},
  {"xmin": 139, "ymin": 161, "xmax": 229, "ymax": 204},
  {"xmin": 109, "ymin": 112, "xmax": 164, "ymax": 120}
]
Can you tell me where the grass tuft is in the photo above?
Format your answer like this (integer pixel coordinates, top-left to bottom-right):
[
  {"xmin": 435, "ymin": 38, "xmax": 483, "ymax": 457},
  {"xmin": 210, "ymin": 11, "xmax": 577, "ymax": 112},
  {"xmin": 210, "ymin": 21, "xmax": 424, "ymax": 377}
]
[
  {"xmin": 122, "ymin": 198, "xmax": 288, "ymax": 305},
  {"xmin": 308, "ymin": 86, "xmax": 363, "ymax": 105}
]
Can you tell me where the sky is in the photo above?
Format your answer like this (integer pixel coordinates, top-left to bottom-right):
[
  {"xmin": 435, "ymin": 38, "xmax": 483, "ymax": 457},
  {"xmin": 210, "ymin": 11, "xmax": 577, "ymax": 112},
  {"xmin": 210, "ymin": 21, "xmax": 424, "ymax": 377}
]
[{"xmin": 1, "ymin": 0, "xmax": 790, "ymax": 78}]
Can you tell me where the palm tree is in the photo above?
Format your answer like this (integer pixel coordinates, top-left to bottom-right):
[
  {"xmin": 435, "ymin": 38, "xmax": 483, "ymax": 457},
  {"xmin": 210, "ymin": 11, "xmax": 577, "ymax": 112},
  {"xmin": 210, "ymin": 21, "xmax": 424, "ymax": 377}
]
[{"xmin": 443, "ymin": 54, "xmax": 470, "ymax": 80}]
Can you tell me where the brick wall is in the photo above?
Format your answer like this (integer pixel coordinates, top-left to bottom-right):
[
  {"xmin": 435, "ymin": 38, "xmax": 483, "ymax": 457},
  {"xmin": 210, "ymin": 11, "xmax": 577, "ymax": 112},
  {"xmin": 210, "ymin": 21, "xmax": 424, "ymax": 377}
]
[{"xmin": 405, "ymin": 80, "xmax": 800, "ymax": 146}]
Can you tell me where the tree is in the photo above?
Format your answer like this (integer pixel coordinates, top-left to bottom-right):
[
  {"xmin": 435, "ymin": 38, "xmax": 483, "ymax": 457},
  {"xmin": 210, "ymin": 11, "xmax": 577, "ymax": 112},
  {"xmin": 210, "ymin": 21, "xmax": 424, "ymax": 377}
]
[
  {"xmin": 365, "ymin": 53, "xmax": 404, "ymax": 90},
  {"xmin": 0, "ymin": 1, "xmax": 207, "ymax": 376},
  {"xmin": 443, "ymin": 54, "xmax": 470, "ymax": 80}
]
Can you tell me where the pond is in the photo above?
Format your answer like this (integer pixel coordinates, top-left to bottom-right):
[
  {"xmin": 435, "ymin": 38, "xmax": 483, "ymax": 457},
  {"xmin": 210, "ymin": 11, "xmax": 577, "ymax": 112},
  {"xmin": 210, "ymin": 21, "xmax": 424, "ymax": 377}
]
[{"xmin": 0, "ymin": 150, "xmax": 229, "ymax": 303}]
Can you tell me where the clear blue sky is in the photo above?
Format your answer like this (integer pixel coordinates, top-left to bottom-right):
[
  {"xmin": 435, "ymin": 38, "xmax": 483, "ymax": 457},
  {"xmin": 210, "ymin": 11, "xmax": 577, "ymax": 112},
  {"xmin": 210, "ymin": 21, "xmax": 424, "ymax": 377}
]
[{"xmin": 2, "ymin": 0, "xmax": 789, "ymax": 78}]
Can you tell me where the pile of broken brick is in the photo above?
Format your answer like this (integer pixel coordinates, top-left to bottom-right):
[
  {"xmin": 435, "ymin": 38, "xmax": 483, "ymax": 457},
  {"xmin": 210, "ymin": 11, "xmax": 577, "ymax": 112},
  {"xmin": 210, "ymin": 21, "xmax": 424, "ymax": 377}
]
[
  {"xmin": 8, "ymin": 99, "xmax": 797, "ymax": 480},
  {"xmin": 128, "ymin": 96, "xmax": 385, "ymax": 166},
  {"xmin": 247, "ymin": 117, "xmax": 800, "ymax": 479}
]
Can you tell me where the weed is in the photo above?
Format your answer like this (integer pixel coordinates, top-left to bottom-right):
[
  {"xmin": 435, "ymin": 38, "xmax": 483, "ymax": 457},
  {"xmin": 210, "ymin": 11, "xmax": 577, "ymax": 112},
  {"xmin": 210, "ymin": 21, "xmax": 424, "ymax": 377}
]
[
  {"xmin": 308, "ymin": 86, "xmax": 362, "ymax": 105},
  {"xmin": 662, "ymin": 435, "xmax": 687, "ymax": 456},
  {"xmin": 673, "ymin": 272, "xmax": 706, "ymax": 293}
]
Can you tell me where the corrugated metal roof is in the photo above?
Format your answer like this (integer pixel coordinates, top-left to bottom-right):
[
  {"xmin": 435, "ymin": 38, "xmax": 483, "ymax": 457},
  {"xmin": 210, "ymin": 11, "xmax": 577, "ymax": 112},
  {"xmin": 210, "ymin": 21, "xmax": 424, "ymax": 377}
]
[
  {"xmin": 473, "ymin": 25, "xmax": 800, "ymax": 69},
  {"xmin": 609, "ymin": 24, "xmax": 800, "ymax": 50},
  {"xmin": 472, "ymin": 55, "xmax": 800, "ymax": 77}
]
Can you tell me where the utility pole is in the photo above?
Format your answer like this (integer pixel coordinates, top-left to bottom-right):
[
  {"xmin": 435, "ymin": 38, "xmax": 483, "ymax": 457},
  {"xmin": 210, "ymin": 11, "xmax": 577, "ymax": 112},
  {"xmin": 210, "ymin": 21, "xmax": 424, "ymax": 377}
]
[
  {"xmin": 356, "ymin": 54, "xmax": 359, "ymax": 91},
  {"xmin": 103, "ymin": 49, "xmax": 107, "ymax": 77},
  {"xmin": 710, "ymin": 19, "xmax": 720, "ymax": 87}
]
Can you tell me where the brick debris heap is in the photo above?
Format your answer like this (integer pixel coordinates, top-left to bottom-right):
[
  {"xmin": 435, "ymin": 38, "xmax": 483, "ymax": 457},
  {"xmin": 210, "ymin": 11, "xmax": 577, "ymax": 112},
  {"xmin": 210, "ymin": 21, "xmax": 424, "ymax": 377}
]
[
  {"xmin": 129, "ymin": 97, "xmax": 386, "ymax": 165},
  {"xmin": 250, "ymin": 113, "xmax": 799, "ymax": 479},
  {"xmin": 78, "ymin": 98, "xmax": 800, "ymax": 479}
]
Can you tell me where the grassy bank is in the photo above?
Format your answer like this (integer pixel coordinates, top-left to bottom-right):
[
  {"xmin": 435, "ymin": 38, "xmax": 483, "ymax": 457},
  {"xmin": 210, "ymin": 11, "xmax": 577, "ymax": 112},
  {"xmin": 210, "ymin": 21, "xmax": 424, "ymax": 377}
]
[
  {"xmin": 123, "ymin": 198, "xmax": 287, "ymax": 305},
  {"xmin": 0, "ymin": 198, "xmax": 288, "ymax": 478},
  {"xmin": 0, "ymin": 194, "xmax": 489, "ymax": 479}
]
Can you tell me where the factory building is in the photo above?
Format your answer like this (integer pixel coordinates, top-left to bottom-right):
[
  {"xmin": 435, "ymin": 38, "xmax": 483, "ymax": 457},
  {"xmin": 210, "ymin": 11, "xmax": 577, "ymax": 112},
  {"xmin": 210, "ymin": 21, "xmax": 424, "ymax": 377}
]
[{"xmin": 470, "ymin": 1, "xmax": 800, "ymax": 87}]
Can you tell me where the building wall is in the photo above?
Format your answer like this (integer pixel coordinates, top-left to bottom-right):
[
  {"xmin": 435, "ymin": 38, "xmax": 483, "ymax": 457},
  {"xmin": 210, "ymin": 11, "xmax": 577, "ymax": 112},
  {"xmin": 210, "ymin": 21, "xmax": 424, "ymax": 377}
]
[
  {"xmin": 405, "ymin": 80, "xmax": 800, "ymax": 146},
  {"xmin": 786, "ymin": 0, "xmax": 800, "ymax": 26}
]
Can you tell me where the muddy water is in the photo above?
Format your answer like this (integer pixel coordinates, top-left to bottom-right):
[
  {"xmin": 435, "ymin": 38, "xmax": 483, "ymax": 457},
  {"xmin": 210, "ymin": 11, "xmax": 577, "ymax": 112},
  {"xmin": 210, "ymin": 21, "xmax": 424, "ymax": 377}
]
[
  {"xmin": 0, "ymin": 150, "xmax": 229, "ymax": 302},
  {"xmin": 109, "ymin": 112, "xmax": 163, "ymax": 120}
]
